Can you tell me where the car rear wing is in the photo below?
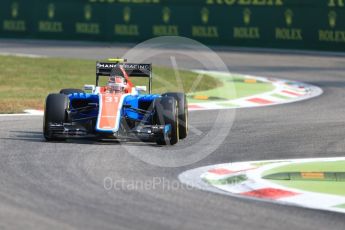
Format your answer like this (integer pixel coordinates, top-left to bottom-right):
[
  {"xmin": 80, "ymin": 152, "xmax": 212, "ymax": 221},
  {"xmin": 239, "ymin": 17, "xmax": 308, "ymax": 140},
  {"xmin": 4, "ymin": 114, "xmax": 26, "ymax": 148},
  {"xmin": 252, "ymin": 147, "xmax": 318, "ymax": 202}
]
[{"xmin": 96, "ymin": 62, "xmax": 152, "ymax": 93}]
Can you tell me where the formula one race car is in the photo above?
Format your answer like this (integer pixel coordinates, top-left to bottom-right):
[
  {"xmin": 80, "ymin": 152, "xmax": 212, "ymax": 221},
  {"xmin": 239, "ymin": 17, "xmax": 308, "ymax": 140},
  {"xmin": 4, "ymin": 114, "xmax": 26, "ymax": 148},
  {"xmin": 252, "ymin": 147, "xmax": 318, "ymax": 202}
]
[{"xmin": 43, "ymin": 59, "xmax": 188, "ymax": 145}]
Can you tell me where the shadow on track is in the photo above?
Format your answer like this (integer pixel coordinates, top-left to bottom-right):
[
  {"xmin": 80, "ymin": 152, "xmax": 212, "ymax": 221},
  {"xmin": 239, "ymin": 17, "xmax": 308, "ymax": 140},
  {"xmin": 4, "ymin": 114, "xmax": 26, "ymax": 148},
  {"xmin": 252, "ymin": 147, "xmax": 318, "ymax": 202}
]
[{"xmin": 2, "ymin": 130, "xmax": 161, "ymax": 147}]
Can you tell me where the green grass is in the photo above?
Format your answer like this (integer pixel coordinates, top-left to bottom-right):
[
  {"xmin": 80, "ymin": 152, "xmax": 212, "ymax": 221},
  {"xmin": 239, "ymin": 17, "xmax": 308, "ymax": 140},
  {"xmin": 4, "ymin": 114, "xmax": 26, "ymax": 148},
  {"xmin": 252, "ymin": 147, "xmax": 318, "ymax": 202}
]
[
  {"xmin": 203, "ymin": 175, "xmax": 248, "ymax": 185},
  {"xmin": 271, "ymin": 93, "xmax": 290, "ymax": 99},
  {"xmin": 0, "ymin": 55, "xmax": 222, "ymax": 113},
  {"xmin": 188, "ymin": 75, "xmax": 274, "ymax": 103},
  {"xmin": 265, "ymin": 180, "xmax": 345, "ymax": 196},
  {"xmin": 335, "ymin": 203, "xmax": 345, "ymax": 209},
  {"xmin": 262, "ymin": 161, "xmax": 345, "ymax": 176},
  {"xmin": 262, "ymin": 161, "xmax": 345, "ymax": 196},
  {"xmin": 0, "ymin": 55, "xmax": 277, "ymax": 113}
]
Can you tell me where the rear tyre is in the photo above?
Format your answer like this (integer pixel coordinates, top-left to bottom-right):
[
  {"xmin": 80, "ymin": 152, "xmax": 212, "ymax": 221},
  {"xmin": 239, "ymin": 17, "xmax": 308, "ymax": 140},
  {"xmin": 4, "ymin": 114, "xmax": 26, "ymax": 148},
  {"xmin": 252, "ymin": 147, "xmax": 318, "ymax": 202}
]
[
  {"xmin": 154, "ymin": 96, "xmax": 179, "ymax": 145},
  {"xmin": 162, "ymin": 92, "xmax": 188, "ymax": 139},
  {"xmin": 43, "ymin": 94, "xmax": 68, "ymax": 141},
  {"xmin": 59, "ymin": 88, "xmax": 84, "ymax": 95}
]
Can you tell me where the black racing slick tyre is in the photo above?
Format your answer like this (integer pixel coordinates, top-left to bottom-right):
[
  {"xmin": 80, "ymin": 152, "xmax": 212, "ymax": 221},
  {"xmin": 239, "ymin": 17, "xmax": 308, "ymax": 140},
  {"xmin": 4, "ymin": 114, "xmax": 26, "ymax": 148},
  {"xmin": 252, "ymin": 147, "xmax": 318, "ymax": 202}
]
[
  {"xmin": 59, "ymin": 88, "xmax": 85, "ymax": 95},
  {"xmin": 43, "ymin": 94, "xmax": 68, "ymax": 141},
  {"xmin": 162, "ymin": 92, "xmax": 188, "ymax": 139},
  {"xmin": 154, "ymin": 96, "xmax": 179, "ymax": 145}
]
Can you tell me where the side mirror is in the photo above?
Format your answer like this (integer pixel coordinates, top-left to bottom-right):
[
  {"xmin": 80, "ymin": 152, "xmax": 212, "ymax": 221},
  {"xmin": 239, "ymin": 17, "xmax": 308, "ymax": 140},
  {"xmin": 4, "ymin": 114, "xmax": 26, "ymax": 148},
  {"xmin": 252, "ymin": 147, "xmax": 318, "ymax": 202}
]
[
  {"xmin": 135, "ymin": 86, "xmax": 147, "ymax": 92},
  {"xmin": 84, "ymin": 84, "xmax": 95, "ymax": 91}
]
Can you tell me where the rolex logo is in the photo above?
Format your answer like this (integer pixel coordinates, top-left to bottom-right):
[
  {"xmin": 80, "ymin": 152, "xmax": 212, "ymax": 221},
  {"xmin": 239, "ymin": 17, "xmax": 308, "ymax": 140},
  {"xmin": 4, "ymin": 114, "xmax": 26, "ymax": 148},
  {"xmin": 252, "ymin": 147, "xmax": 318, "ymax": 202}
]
[
  {"xmin": 243, "ymin": 8, "xmax": 251, "ymax": 25},
  {"xmin": 11, "ymin": 2, "xmax": 19, "ymax": 18},
  {"xmin": 162, "ymin": 7, "xmax": 170, "ymax": 23},
  {"xmin": 328, "ymin": 11, "xmax": 337, "ymax": 28},
  {"xmin": 285, "ymin": 9, "xmax": 293, "ymax": 26},
  {"xmin": 123, "ymin": 7, "xmax": 131, "ymax": 23},
  {"xmin": 84, "ymin": 4, "xmax": 92, "ymax": 21},
  {"xmin": 48, "ymin": 3, "xmax": 55, "ymax": 19},
  {"xmin": 201, "ymin": 8, "xmax": 209, "ymax": 24}
]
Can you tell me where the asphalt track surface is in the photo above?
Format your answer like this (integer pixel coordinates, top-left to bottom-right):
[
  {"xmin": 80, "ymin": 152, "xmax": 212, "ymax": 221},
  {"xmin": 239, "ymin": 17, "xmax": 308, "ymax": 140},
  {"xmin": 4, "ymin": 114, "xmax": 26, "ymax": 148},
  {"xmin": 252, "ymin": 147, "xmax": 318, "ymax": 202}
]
[{"xmin": 1, "ymin": 39, "xmax": 345, "ymax": 230}]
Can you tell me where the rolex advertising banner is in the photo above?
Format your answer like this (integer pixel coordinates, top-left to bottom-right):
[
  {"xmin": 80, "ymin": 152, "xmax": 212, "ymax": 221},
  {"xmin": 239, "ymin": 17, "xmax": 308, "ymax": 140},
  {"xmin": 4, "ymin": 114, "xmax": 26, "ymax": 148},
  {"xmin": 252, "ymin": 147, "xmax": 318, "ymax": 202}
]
[{"xmin": 0, "ymin": 0, "xmax": 344, "ymax": 51}]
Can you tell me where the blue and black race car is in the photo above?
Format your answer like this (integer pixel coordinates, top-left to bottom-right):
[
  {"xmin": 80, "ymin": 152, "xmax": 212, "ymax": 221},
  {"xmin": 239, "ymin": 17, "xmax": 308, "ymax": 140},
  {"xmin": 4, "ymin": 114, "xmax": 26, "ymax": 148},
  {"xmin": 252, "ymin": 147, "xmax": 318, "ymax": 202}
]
[{"xmin": 43, "ymin": 59, "xmax": 188, "ymax": 145}]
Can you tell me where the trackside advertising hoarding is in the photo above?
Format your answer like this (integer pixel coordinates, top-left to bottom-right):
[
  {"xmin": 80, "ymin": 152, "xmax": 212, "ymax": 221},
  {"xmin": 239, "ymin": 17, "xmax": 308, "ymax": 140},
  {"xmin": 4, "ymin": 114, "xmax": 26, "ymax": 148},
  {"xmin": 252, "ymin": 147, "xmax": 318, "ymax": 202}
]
[{"xmin": 0, "ymin": 0, "xmax": 344, "ymax": 51}]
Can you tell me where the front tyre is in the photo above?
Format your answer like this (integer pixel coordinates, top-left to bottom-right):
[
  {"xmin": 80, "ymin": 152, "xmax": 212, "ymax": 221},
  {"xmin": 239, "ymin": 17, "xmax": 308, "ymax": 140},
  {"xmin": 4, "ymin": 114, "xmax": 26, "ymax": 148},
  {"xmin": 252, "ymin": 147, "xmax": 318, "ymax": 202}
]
[
  {"xmin": 43, "ymin": 94, "xmax": 68, "ymax": 141},
  {"xmin": 154, "ymin": 96, "xmax": 179, "ymax": 145},
  {"xmin": 162, "ymin": 92, "xmax": 188, "ymax": 139}
]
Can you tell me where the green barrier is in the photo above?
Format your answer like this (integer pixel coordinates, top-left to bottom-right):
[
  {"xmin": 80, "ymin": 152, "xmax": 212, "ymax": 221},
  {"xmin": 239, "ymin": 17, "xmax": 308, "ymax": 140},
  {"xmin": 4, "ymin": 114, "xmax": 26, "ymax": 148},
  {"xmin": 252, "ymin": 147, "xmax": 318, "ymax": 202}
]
[
  {"xmin": 263, "ymin": 172, "xmax": 345, "ymax": 181},
  {"xmin": 0, "ymin": 0, "xmax": 344, "ymax": 51}
]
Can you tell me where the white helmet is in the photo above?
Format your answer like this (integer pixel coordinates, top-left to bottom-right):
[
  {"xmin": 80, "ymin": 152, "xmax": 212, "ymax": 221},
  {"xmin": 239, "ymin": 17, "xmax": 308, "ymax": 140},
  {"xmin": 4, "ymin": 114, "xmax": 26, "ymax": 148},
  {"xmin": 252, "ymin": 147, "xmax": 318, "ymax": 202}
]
[{"xmin": 107, "ymin": 76, "xmax": 126, "ymax": 93}]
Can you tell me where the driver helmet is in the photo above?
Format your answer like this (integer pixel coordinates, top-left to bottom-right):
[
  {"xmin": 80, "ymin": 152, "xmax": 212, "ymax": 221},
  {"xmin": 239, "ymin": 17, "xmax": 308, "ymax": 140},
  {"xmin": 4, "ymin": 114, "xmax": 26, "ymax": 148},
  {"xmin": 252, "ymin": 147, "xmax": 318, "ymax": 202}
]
[{"xmin": 107, "ymin": 68, "xmax": 126, "ymax": 93}]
